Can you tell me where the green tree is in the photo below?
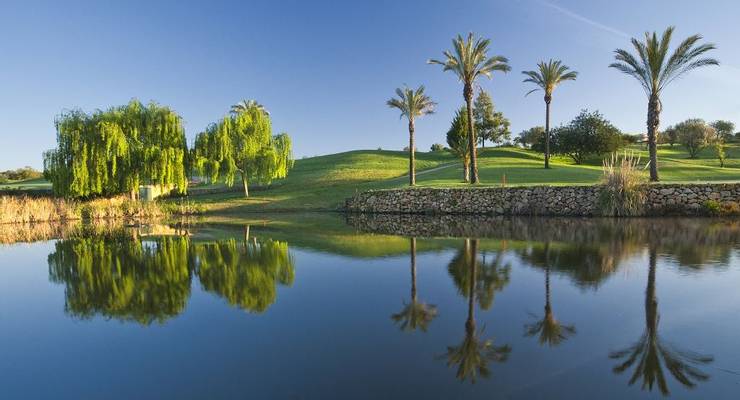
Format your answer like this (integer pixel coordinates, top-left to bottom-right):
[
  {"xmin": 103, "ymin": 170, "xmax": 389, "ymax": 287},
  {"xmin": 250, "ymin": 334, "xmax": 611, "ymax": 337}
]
[
  {"xmin": 391, "ymin": 238, "xmax": 438, "ymax": 332},
  {"xmin": 522, "ymin": 59, "xmax": 578, "ymax": 169},
  {"xmin": 473, "ymin": 90, "xmax": 510, "ymax": 147},
  {"xmin": 43, "ymin": 100, "xmax": 189, "ymax": 199},
  {"xmin": 610, "ymin": 247, "xmax": 713, "ymax": 396},
  {"xmin": 192, "ymin": 105, "xmax": 293, "ymax": 197},
  {"xmin": 447, "ymin": 107, "xmax": 472, "ymax": 182},
  {"xmin": 660, "ymin": 126, "xmax": 679, "ymax": 147},
  {"xmin": 231, "ymin": 99, "xmax": 269, "ymax": 116},
  {"xmin": 610, "ymin": 26, "xmax": 719, "ymax": 181},
  {"xmin": 710, "ymin": 120, "xmax": 734, "ymax": 141},
  {"xmin": 386, "ymin": 85, "xmax": 436, "ymax": 186},
  {"xmin": 673, "ymin": 119, "xmax": 714, "ymax": 158},
  {"xmin": 429, "ymin": 33, "xmax": 511, "ymax": 183},
  {"xmin": 516, "ymin": 126, "xmax": 545, "ymax": 149},
  {"xmin": 550, "ymin": 110, "xmax": 622, "ymax": 164}
]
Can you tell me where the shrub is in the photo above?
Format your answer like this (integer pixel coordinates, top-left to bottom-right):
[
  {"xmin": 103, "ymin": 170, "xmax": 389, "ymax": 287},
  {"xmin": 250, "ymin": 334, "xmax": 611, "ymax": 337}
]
[
  {"xmin": 546, "ymin": 110, "xmax": 622, "ymax": 164},
  {"xmin": 710, "ymin": 120, "xmax": 735, "ymax": 141},
  {"xmin": 598, "ymin": 152, "xmax": 646, "ymax": 216},
  {"xmin": 430, "ymin": 143, "xmax": 445, "ymax": 152},
  {"xmin": 703, "ymin": 200, "xmax": 721, "ymax": 216}
]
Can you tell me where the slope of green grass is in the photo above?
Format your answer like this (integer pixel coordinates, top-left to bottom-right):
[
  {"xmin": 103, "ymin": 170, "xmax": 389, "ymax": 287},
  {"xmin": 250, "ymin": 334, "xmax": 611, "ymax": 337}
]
[
  {"xmin": 0, "ymin": 177, "xmax": 51, "ymax": 191},
  {"xmin": 194, "ymin": 144, "xmax": 740, "ymax": 213}
]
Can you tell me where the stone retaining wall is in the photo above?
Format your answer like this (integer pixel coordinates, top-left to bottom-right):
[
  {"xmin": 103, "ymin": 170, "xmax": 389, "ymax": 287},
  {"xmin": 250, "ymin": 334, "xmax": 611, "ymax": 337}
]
[{"xmin": 344, "ymin": 183, "xmax": 740, "ymax": 216}]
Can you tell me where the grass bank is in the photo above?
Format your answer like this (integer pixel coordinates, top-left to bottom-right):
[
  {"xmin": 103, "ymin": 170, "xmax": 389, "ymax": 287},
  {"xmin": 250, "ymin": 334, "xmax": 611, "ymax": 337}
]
[{"xmin": 188, "ymin": 144, "xmax": 740, "ymax": 213}]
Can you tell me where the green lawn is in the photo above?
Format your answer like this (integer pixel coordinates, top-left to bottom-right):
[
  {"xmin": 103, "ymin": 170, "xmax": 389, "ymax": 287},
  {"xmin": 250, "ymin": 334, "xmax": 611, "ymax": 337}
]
[
  {"xmin": 192, "ymin": 144, "xmax": 740, "ymax": 213},
  {"xmin": 0, "ymin": 177, "xmax": 52, "ymax": 191},
  {"xmin": 5, "ymin": 144, "xmax": 739, "ymax": 212}
]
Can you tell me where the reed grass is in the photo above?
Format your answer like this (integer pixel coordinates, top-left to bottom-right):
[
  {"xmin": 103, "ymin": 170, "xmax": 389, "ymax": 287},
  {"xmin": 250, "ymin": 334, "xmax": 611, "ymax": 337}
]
[
  {"xmin": 598, "ymin": 152, "xmax": 647, "ymax": 216},
  {"xmin": 0, "ymin": 195, "xmax": 204, "ymax": 225}
]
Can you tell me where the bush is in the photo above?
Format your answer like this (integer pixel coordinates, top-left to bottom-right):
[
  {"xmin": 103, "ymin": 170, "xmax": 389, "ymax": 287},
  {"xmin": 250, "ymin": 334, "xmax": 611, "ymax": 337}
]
[
  {"xmin": 430, "ymin": 143, "xmax": 445, "ymax": 152},
  {"xmin": 546, "ymin": 110, "xmax": 622, "ymax": 164},
  {"xmin": 598, "ymin": 152, "xmax": 646, "ymax": 216}
]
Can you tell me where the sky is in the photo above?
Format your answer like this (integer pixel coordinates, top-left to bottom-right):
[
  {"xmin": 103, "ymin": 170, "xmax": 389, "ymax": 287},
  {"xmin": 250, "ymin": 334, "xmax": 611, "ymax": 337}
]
[{"xmin": 1, "ymin": 0, "xmax": 739, "ymax": 170}]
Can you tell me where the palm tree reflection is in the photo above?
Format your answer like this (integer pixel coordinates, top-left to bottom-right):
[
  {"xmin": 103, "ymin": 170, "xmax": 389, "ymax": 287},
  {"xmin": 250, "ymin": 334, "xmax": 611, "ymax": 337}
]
[
  {"xmin": 391, "ymin": 238, "xmax": 438, "ymax": 332},
  {"xmin": 609, "ymin": 246, "xmax": 713, "ymax": 396},
  {"xmin": 442, "ymin": 239, "xmax": 511, "ymax": 383},
  {"xmin": 524, "ymin": 242, "xmax": 576, "ymax": 347}
]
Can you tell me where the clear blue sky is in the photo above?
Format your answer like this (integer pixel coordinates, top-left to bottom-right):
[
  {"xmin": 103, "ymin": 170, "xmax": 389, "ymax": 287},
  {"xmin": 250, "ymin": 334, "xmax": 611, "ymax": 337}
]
[{"xmin": 1, "ymin": 0, "xmax": 739, "ymax": 169}]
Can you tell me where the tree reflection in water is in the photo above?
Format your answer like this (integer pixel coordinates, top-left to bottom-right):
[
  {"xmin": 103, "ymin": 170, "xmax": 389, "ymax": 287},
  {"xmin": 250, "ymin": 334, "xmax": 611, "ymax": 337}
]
[
  {"xmin": 442, "ymin": 239, "xmax": 511, "ymax": 383},
  {"xmin": 523, "ymin": 242, "xmax": 576, "ymax": 347},
  {"xmin": 609, "ymin": 246, "xmax": 713, "ymax": 396},
  {"xmin": 48, "ymin": 226, "xmax": 294, "ymax": 324},
  {"xmin": 391, "ymin": 237, "xmax": 438, "ymax": 332}
]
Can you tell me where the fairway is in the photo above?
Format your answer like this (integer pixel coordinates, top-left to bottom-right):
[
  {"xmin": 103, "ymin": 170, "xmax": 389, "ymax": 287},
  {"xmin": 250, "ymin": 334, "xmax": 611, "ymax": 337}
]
[{"xmin": 192, "ymin": 144, "xmax": 740, "ymax": 213}]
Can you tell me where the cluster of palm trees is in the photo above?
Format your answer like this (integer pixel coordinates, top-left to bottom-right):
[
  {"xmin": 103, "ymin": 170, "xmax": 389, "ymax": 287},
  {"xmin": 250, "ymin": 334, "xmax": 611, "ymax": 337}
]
[{"xmin": 388, "ymin": 27, "xmax": 718, "ymax": 186}]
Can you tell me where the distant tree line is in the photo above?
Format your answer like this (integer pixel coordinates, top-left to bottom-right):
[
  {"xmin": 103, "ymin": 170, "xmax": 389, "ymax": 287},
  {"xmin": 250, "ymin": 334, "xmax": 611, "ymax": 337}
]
[{"xmin": 0, "ymin": 166, "xmax": 43, "ymax": 184}]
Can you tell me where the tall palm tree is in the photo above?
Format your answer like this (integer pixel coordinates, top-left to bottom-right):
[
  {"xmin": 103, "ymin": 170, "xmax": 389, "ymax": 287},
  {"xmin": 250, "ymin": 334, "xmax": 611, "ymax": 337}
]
[
  {"xmin": 429, "ymin": 33, "xmax": 510, "ymax": 184},
  {"xmin": 609, "ymin": 246, "xmax": 713, "ymax": 395},
  {"xmin": 522, "ymin": 60, "xmax": 578, "ymax": 169},
  {"xmin": 230, "ymin": 99, "xmax": 269, "ymax": 116},
  {"xmin": 391, "ymin": 237, "xmax": 438, "ymax": 332},
  {"xmin": 442, "ymin": 239, "xmax": 511, "ymax": 383},
  {"xmin": 609, "ymin": 26, "xmax": 718, "ymax": 181},
  {"xmin": 387, "ymin": 86, "xmax": 436, "ymax": 185},
  {"xmin": 524, "ymin": 242, "xmax": 576, "ymax": 347}
]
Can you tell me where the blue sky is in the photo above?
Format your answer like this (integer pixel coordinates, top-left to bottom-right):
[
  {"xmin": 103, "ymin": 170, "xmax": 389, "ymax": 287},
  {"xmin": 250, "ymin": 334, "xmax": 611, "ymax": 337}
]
[{"xmin": 1, "ymin": 0, "xmax": 739, "ymax": 169}]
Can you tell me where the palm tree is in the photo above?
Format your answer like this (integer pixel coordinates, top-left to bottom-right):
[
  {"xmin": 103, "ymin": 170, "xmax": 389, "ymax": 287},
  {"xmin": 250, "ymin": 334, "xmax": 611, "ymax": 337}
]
[
  {"xmin": 524, "ymin": 242, "xmax": 576, "ymax": 347},
  {"xmin": 230, "ymin": 99, "xmax": 269, "ymax": 116},
  {"xmin": 609, "ymin": 246, "xmax": 713, "ymax": 395},
  {"xmin": 522, "ymin": 60, "xmax": 577, "ymax": 169},
  {"xmin": 609, "ymin": 26, "xmax": 718, "ymax": 181},
  {"xmin": 442, "ymin": 239, "xmax": 511, "ymax": 383},
  {"xmin": 391, "ymin": 238, "xmax": 438, "ymax": 332},
  {"xmin": 387, "ymin": 86, "xmax": 436, "ymax": 185},
  {"xmin": 429, "ymin": 33, "xmax": 511, "ymax": 184}
]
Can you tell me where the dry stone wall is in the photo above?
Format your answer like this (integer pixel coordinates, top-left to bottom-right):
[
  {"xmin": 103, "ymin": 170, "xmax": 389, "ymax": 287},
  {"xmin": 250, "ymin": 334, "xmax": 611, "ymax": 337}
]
[{"xmin": 344, "ymin": 184, "xmax": 740, "ymax": 216}]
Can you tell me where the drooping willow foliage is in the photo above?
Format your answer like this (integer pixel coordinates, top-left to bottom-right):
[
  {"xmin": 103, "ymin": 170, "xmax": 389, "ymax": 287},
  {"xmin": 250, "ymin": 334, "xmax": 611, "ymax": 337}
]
[
  {"xmin": 43, "ymin": 100, "xmax": 189, "ymax": 198},
  {"xmin": 192, "ymin": 106, "xmax": 293, "ymax": 196},
  {"xmin": 47, "ymin": 230, "xmax": 295, "ymax": 324}
]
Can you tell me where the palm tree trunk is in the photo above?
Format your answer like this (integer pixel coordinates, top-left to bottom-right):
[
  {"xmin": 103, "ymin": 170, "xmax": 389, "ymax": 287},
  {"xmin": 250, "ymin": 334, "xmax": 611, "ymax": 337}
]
[
  {"xmin": 463, "ymin": 160, "xmax": 470, "ymax": 183},
  {"xmin": 545, "ymin": 96, "xmax": 551, "ymax": 169},
  {"xmin": 646, "ymin": 245, "xmax": 658, "ymax": 335},
  {"xmin": 464, "ymin": 84, "xmax": 479, "ymax": 184},
  {"xmin": 410, "ymin": 237, "xmax": 417, "ymax": 302},
  {"xmin": 466, "ymin": 239, "xmax": 478, "ymax": 333},
  {"xmin": 409, "ymin": 118, "xmax": 416, "ymax": 186},
  {"xmin": 647, "ymin": 93, "xmax": 661, "ymax": 182}
]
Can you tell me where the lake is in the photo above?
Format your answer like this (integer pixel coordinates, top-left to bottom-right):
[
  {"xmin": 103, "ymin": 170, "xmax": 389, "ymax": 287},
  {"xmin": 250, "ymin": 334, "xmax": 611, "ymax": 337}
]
[{"xmin": 1, "ymin": 215, "xmax": 739, "ymax": 399}]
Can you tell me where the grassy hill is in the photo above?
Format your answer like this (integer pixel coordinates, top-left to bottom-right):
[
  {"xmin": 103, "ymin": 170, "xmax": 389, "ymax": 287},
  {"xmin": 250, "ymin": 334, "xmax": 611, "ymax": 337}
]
[{"xmin": 194, "ymin": 144, "xmax": 740, "ymax": 213}]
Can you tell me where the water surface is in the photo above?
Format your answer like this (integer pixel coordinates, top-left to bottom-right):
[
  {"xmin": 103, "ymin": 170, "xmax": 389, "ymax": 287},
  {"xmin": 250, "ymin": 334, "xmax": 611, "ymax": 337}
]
[{"xmin": 1, "ymin": 215, "xmax": 739, "ymax": 399}]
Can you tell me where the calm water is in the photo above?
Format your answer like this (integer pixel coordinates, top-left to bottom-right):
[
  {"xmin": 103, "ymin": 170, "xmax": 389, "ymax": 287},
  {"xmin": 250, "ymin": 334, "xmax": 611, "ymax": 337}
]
[{"xmin": 1, "ymin": 216, "xmax": 740, "ymax": 399}]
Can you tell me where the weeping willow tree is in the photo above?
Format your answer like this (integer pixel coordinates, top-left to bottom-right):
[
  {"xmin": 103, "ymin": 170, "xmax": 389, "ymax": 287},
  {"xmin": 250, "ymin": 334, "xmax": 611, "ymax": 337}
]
[
  {"xmin": 192, "ymin": 105, "xmax": 293, "ymax": 197},
  {"xmin": 43, "ymin": 99, "xmax": 189, "ymax": 198}
]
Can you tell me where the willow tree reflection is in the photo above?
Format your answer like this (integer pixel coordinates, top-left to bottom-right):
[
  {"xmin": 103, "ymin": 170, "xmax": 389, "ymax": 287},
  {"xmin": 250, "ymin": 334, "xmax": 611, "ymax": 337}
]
[
  {"xmin": 524, "ymin": 242, "xmax": 576, "ymax": 347},
  {"xmin": 609, "ymin": 247, "xmax": 714, "ymax": 396},
  {"xmin": 193, "ymin": 237, "xmax": 294, "ymax": 313},
  {"xmin": 48, "ymin": 233, "xmax": 192, "ymax": 325},
  {"xmin": 442, "ymin": 239, "xmax": 511, "ymax": 383},
  {"xmin": 391, "ymin": 238, "xmax": 438, "ymax": 332},
  {"xmin": 48, "ymin": 227, "xmax": 295, "ymax": 323}
]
